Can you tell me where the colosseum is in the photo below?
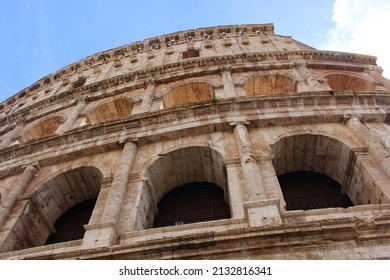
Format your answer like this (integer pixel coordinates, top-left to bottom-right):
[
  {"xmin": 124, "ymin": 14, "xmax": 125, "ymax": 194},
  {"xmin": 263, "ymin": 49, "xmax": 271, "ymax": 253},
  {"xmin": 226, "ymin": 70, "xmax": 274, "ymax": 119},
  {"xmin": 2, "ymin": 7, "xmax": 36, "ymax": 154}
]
[{"xmin": 1, "ymin": 23, "xmax": 390, "ymax": 259}]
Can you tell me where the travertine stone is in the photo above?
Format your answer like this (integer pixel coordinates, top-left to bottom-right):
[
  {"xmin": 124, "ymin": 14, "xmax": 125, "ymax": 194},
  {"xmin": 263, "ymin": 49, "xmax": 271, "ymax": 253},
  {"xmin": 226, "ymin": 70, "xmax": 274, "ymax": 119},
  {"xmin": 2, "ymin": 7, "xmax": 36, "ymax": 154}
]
[
  {"xmin": 0, "ymin": 165, "xmax": 37, "ymax": 226},
  {"xmin": 345, "ymin": 115, "xmax": 390, "ymax": 179},
  {"xmin": 232, "ymin": 122, "xmax": 266, "ymax": 201},
  {"xmin": 221, "ymin": 68, "xmax": 237, "ymax": 98},
  {"xmin": 55, "ymin": 100, "xmax": 86, "ymax": 134},
  {"xmin": 244, "ymin": 199, "xmax": 281, "ymax": 227},
  {"xmin": 133, "ymin": 81, "xmax": 156, "ymax": 114},
  {"xmin": 0, "ymin": 122, "xmax": 24, "ymax": 149},
  {"xmin": 1, "ymin": 23, "xmax": 390, "ymax": 260},
  {"xmin": 100, "ymin": 141, "xmax": 138, "ymax": 225}
]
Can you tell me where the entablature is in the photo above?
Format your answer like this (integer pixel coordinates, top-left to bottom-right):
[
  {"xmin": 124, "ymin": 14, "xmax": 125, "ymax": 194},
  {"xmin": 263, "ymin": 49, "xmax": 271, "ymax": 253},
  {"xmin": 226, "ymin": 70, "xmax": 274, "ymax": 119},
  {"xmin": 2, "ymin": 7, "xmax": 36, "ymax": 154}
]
[{"xmin": 0, "ymin": 92, "xmax": 386, "ymax": 178}]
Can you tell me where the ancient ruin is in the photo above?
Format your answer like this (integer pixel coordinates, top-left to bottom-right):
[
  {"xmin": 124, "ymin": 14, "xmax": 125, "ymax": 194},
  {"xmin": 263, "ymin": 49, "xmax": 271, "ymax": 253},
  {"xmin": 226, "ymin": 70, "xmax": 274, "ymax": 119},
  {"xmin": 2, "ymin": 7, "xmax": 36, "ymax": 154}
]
[{"xmin": 1, "ymin": 24, "xmax": 390, "ymax": 259}]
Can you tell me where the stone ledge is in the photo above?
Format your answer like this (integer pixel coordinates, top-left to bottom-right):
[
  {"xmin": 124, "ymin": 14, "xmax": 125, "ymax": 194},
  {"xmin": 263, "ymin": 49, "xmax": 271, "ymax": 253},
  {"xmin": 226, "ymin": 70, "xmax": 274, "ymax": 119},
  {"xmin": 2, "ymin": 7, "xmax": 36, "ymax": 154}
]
[{"xmin": 3, "ymin": 211, "xmax": 390, "ymax": 259}]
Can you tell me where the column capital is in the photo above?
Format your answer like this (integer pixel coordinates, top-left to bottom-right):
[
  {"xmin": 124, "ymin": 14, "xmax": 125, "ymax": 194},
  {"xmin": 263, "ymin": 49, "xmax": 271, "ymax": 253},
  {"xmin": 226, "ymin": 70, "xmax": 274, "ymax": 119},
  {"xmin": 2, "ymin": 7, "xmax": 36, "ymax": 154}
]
[
  {"xmin": 144, "ymin": 79, "xmax": 157, "ymax": 87},
  {"xmin": 223, "ymin": 156, "xmax": 241, "ymax": 166},
  {"xmin": 219, "ymin": 66, "xmax": 232, "ymax": 74},
  {"xmin": 229, "ymin": 120, "xmax": 250, "ymax": 128},
  {"xmin": 15, "ymin": 118, "xmax": 27, "ymax": 126},
  {"xmin": 364, "ymin": 65, "xmax": 383, "ymax": 76},
  {"xmin": 343, "ymin": 111, "xmax": 364, "ymax": 124},
  {"xmin": 76, "ymin": 96, "xmax": 89, "ymax": 103},
  {"xmin": 293, "ymin": 61, "xmax": 308, "ymax": 70}
]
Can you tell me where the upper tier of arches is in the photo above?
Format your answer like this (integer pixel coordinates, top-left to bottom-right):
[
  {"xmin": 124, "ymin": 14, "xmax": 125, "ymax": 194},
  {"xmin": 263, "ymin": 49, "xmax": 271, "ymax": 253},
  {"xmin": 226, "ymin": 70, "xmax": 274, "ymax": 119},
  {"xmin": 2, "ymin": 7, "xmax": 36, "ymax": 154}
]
[{"xmin": 1, "ymin": 70, "xmax": 388, "ymax": 145}]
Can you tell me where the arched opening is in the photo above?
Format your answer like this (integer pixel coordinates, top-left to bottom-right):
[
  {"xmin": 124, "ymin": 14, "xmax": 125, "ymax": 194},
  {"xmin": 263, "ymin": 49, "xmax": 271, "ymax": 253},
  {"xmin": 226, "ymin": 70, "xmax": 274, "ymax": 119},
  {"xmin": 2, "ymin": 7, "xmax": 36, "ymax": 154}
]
[
  {"xmin": 85, "ymin": 98, "xmax": 133, "ymax": 125},
  {"xmin": 35, "ymin": 167, "xmax": 102, "ymax": 227},
  {"xmin": 153, "ymin": 182, "xmax": 230, "ymax": 227},
  {"xmin": 21, "ymin": 116, "xmax": 63, "ymax": 142},
  {"xmin": 162, "ymin": 82, "xmax": 214, "ymax": 109},
  {"xmin": 326, "ymin": 73, "xmax": 375, "ymax": 91},
  {"xmin": 279, "ymin": 171, "xmax": 353, "ymax": 211},
  {"xmin": 2, "ymin": 167, "xmax": 103, "ymax": 251},
  {"xmin": 271, "ymin": 133, "xmax": 375, "ymax": 211},
  {"xmin": 45, "ymin": 198, "xmax": 97, "ymax": 244},
  {"xmin": 245, "ymin": 74, "xmax": 296, "ymax": 96},
  {"xmin": 138, "ymin": 146, "xmax": 230, "ymax": 229}
]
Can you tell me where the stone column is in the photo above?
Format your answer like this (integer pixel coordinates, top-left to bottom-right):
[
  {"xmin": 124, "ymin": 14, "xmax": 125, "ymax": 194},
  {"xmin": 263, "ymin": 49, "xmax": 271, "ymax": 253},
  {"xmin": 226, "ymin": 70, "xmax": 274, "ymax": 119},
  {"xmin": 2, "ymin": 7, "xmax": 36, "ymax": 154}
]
[
  {"xmin": 231, "ymin": 124, "xmax": 281, "ymax": 227},
  {"xmin": 345, "ymin": 114, "xmax": 390, "ymax": 179},
  {"xmin": 0, "ymin": 122, "xmax": 24, "ymax": 149},
  {"xmin": 55, "ymin": 100, "xmax": 86, "ymax": 134},
  {"xmin": 135, "ymin": 81, "xmax": 156, "ymax": 114},
  {"xmin": 296, "ymin": 63, "xmax": 321, "ymax": 89},
  {"xmin": 122, "ymin": 175, "xmax": 152, "ymax": 231},
  {"xmin": 82, "ymin": 140, "xmax": 138, "ymax": 247},
  {"xmin": 221, "ymin": 68, "xmax": 237, "ymax": 98},
  {"xmin": 101, "ymin": 140, "xmax": 138, "ymax": 223},
  {"xmin": 0, "ymin": 165, "xmax": 38, "ymax": 226},
  {"xmin": 231, "ymin": 122, "xmax": 266, "ymax": 201}
]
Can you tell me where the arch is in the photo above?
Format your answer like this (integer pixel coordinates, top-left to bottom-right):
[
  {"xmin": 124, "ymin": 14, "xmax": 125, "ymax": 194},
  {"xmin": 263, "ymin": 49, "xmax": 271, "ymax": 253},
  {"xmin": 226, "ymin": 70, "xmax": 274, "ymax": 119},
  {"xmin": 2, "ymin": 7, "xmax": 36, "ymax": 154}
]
[
  {"xmin": 325, "ymin": 73, "xmax": 376, "ymax": 91},
  {"xmin": 45, "ymin": 198, "xmax": 97, "ymax": 244},
  {"xmin": 162, "ymin": 82, "xmax": 214, "ymax": 109},
  {"xmin": 21, "ymin": 115, "xmax": 64, "ymax": 142},
  {"xmin": 85, "ymin": 97, "xmax": 133, "ymax": 125},
  {"xmin": 279, "ymin": 171, "xmax": 353, "ymax": 211},
  {"xmin": 9, "ymin": 166, "xmax": 103, "ymax": 251},
  {"xmin": 33, "ymin": 166, "xmax": 103, "ymax": 226},
  {"xmin": 141, "ymin": 146, "xmax": 230, "ymax": 229},
  {"xmin": 271, "ymin": 133, "xmax": 371, "ymax": 210},
  {"xmin": 153, "ymin": 182, "xmax": 230, "ymax": 228},
  {"xmin": 266, "ymin": 125, "xmax": 362, "ymax": 153},
  {"xmin": 272, "ymin": 134, "xmax": 352, "ymax": 186},
  {"xmin": 245, "ymin": 74, "xmax": 297, "ymax": 96}
]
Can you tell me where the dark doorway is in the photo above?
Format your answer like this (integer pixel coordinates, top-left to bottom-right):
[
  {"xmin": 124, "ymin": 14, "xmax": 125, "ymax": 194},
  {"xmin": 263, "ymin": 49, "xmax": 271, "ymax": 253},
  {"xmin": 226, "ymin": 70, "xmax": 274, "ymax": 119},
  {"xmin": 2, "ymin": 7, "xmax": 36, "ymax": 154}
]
[
  {"xmin": 45, "ymin": 199, "xmax": 96, "ymax": 245},
  {"xmin": 278, "ymin": 171, "xmax": 353, "ymax": 211},
  {"xmin": 153, "ymin": 182, "xmax": 230, "ymax": 228}
]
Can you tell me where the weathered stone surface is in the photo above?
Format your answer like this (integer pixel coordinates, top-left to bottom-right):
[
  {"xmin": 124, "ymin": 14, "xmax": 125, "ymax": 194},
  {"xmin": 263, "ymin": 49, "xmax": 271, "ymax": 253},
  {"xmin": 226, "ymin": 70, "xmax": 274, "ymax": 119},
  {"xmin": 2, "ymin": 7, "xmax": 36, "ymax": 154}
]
[{"xmin": 0, "ymin": 23, "xmax": 390, "ymax": 259}]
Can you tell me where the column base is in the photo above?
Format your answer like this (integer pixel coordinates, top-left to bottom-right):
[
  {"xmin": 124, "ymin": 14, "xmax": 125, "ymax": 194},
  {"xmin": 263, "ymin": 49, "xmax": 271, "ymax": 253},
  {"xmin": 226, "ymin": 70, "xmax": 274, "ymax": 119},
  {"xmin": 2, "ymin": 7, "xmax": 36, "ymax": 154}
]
[
  {"xmin": 243, "ymin": 199, "xmax": 281, "ymax": 227},
  {"xmin": 81, "ymin": 222, "xmax": 119, "ymax": 249}
]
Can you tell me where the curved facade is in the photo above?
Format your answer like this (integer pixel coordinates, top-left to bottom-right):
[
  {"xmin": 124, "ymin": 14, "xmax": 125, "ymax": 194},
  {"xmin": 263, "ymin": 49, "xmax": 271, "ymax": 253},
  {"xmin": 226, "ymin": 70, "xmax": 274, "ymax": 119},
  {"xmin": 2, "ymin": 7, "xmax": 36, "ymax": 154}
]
[{"xmin": 1, "ymin": 23, "xmax": 390, "ymax": 259}]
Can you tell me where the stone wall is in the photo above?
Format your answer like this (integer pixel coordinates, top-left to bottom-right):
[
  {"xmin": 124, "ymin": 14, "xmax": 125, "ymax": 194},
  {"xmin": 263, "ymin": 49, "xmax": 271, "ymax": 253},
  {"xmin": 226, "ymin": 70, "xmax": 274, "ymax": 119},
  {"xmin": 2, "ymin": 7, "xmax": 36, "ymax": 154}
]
[{"xmin": 1, "ymin": 23, "xmax": 390, "ymax": 259}]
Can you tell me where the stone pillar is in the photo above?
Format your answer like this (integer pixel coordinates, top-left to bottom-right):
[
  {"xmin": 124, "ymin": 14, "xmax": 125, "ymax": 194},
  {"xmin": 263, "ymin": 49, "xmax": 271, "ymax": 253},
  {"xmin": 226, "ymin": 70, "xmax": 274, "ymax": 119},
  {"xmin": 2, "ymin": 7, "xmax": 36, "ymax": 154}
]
[
  {"xmin": 55, "ymin": 100, "xmax": 86, "ymax": 134},
  {"xmin": 345, "ymin": 114, "xmax": 390, "ymax": 179},
  {"xmin": 364, "ymin": 65, "xmax": 388, "ymax": 91},
  {"xmin": 221, "ymin": 68, "xmax": 237, "ymax": 98},
  {"xmin": 296, "ymin": 63, "xmax": 321, "ymax": 89},
  {"xmin": 0, "ymin": 165, "xmax": 38, "ymax": 226},
  {"xmin": 135, "ymin": 81, "xmax": 156, "ymax": 114},
  {"xmin": 122, "ymin": 176, "xmax": 152, "ymax": 231},
  {"xmin": 0, "ymin": 122, "xmax": 24, "ymax": 149},
  {"xmin": 224, "ymin": 158, "xmax": 246, "ymax": 219},
  {"xmin": 258, "ymin": 159, "xmax": 284, "ymax": 200},
  {"xmin": 231, "ymin": 122, "xmax": 266, "ymax": 201},
  {"xmin": 101, "ymin": 140, "xmax": 138, "ymax": 223},
  {"xmin": 82, "ymin": 140, "xmax": 138, "ymax": 248}
]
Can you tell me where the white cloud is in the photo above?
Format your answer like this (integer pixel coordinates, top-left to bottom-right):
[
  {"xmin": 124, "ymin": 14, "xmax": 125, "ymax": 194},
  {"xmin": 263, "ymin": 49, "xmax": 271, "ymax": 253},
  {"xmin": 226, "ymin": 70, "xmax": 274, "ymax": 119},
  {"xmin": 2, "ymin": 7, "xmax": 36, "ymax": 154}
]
[{"xmin": 322, "ymin": 0, "xmax": 390, "ymax": 78}]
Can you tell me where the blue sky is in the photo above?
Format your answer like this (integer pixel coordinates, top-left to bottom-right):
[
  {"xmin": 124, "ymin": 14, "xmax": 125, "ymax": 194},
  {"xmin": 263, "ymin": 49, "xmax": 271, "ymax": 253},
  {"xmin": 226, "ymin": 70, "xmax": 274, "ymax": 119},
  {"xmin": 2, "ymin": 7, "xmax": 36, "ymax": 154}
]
[{"xmin": 1, "ymin": 0, "xmax": 389, "ymax": 102}]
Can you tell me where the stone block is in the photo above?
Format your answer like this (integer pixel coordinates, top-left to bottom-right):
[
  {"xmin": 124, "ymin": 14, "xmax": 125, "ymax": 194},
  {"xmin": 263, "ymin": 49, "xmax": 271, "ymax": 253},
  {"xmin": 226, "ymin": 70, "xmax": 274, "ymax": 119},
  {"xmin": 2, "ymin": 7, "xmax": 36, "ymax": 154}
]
[
  {"xmin": 244, "ymin": 199, "xmax": 281, "ymax": 227},
  {"xmin": 81, "ymin": 223, "xmax": 118, "ymax": 249}
]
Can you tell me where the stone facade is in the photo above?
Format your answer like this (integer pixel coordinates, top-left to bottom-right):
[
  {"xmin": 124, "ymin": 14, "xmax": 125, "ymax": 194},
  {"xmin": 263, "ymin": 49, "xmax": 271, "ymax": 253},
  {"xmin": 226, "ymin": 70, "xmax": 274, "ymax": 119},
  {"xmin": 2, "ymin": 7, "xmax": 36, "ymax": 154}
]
[{"xmin": 1, "ymin": 23, "xmax": 390, "ymax": 259}]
